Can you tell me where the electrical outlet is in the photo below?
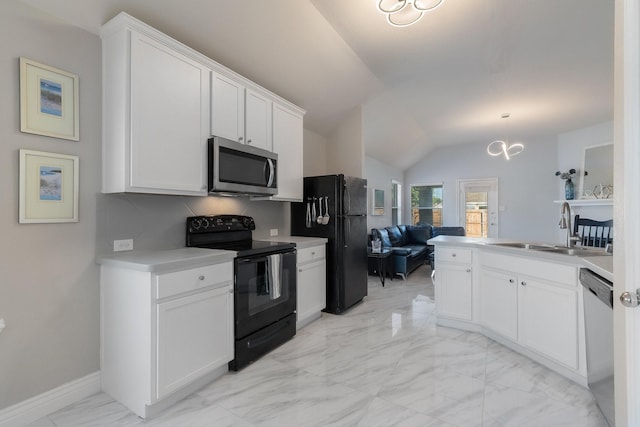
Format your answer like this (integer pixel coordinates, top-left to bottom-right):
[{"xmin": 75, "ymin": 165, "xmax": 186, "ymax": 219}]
[
  {"xmin": 114, "ymin": 239, "xmax": 134, "ymax": 252},
  {"xmin": 270, "ymin": 228, "xmax": 279, "ymax": 237}
]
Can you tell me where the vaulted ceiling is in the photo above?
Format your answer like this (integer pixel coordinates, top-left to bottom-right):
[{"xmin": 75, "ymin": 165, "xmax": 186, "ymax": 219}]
[{"xmin": 20, "ymin": 0, "xmax": 614, "ymax": 170}]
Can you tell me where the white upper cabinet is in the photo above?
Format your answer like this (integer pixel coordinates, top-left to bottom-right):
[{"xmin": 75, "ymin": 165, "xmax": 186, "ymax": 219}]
[
  {"xmin": 210, "ymin": 71, "xmax": 244, "ymax": 143},
  {"xmin": 245, "ymin": 89, "xmax": 272, "ymax": 151},
  {"xmin": 102, "ymin": 12, "xmax": 304, "ymax": 198},
  {"xmin": 271, "ymin": 103, "xmax": 303, "ymax": 201},
  {"xmin": 102, "ymin": 16, "xmax": 209, "ymax": 196}
]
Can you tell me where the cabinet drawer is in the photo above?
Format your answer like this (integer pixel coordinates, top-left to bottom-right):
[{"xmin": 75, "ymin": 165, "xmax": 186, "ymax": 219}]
[
  {"xmin": 297, "ymin": 245, "xmax": 326, "ymax": 264},
  {"xmin": 155, "ymin": 262, "xmax": 233, "ymax": 299},
  {"xmin": 437, "ymin": 247, "xmax": 472, "ymax": 264}
]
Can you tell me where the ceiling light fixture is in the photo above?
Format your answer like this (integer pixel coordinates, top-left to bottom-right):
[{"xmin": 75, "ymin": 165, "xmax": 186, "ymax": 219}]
[
  {"xmin": 487, "ymin": 113, "xmax": 525, "ymax": 160},
  {"xmin": 377, "ymin": 0, "xmax": 445, "ymax": 27}
]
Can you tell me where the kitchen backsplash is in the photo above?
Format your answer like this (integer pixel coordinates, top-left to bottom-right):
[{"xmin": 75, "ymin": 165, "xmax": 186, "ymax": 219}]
[{"xmin": 96, "ymin": 193, "xmax": 290, "ymax": 255}]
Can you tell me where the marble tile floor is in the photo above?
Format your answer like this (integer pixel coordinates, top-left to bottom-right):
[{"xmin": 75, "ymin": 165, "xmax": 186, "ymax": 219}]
[{"xmin": 29, "ymin": 265, "xmax": 608, "ymax": 427}]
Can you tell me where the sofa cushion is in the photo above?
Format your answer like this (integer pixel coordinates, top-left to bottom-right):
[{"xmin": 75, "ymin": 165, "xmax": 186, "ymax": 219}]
[
  {"xmin": 391, "ymin": 247, "xmax": 412, "ymax": 255},
  {"xmin": 373, "ymin": 228, "xmax": 392, "ymax": 248},
  {"xmin": 402, "ymin": 244, "xmax": 429, "ymax": 258},
  {"xmin": 397, "ymin": 225, "xmax": 408, "ymax": 245},
  {"xmin": 406, "ymin": 225, "xmax": 432, "ymax": 245},
  {"xmin": 386, "ymin": 226, "xmax": 405, "ymax": 247}
]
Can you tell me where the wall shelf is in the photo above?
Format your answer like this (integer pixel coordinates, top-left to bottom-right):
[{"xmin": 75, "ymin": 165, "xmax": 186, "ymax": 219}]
[{"xmin": 553, "ymin": 199, "xmax": 613, "ymax": 206}]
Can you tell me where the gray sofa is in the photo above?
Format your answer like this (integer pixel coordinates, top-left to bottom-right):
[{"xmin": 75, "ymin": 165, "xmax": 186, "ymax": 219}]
[{"xmin": 370, "ymin": 224, "xmax": 466, "ymax": 280}]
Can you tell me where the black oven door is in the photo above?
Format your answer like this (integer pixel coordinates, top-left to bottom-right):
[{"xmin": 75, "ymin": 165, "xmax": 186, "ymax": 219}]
[{"xmin": 234, "ymin": 249, "xmax": 296, "ymax": 339}]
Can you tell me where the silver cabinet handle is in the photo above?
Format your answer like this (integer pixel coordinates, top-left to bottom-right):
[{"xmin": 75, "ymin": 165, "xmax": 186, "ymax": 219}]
[
  {"xmin": 238, "ymin": 136, "xmax": 244, "ymax": 142},
  {"xmin": 199, "ymin": 275, "xmax": 205, "ymax": 280},
  {"xmin": 509, "ymin": 279, "xmax": 515, "ymax": 283},
  {"xmin": 451, "ymin": 253, "xmax": 457, "ymax": 258},
  {"xmin": 521, "ymin": 281, "xmax": 527, "ymax": 286},
  {"xmin": 247, "ymin": 139, "xmax": 252, "ymax": 144},
  {"xmin": 466, "ymin": 268, "xmax": 471, "ymax": 273}
]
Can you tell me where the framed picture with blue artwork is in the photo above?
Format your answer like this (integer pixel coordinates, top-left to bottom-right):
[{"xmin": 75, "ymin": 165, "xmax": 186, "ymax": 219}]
[
  {"xmin": 19, "ymin": 149, "xmax": 79, "ymax": 223},
  {"xmin": 20, "ymin": 57, "xmax": 79, "ymax": 141}
]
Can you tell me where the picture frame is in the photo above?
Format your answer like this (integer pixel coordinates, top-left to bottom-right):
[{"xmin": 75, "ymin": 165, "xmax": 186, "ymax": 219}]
[
  {"xmin": 19, "ymin": 149, "xmax": 79, "ymax": 223},
  {"xmin": 20, "ymin": 57, "xmax": 79, "ymax": 141},
  {"xmin": 372, "ymin": 188, "xmax": 385, "ymax": 216}
]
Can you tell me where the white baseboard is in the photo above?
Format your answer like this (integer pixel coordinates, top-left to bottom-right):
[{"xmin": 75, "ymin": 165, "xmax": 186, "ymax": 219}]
[{"xmin": 0, "ymin": 372, "xmax": 101, "ymax": 427}]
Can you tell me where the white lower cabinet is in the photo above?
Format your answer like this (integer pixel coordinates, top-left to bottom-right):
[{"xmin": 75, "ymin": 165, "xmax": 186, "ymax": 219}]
[
  {"xmin": 478, "ymin": 269, "xmax": 518, "ymax": 341},
  {"xmin": 101, "ymin": 260, "xmax": 234, "ymax": 418},
  {"xmin": 478, "ymin": 252, "xmax": 580, "ymax": 371},
  {"xmin": 156, "ymin": 286, "xmax": 233, "ymax": 399},
  {"xmin": 517, "ymin": 275, "xmax": 578, "ymax": 369},
  {"xmin": 434, "ymin": 247, "xmax": 473, "ymax": 321},
  {"xmin": 296, "ymin": 245, "xmax": 326, "ymax": 328}
]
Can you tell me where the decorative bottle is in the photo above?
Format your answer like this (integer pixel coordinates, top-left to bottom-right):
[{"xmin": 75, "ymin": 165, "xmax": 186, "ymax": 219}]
[{"xmin": 565, "ymin": 178, "xmax": 575, "ymax": 200}]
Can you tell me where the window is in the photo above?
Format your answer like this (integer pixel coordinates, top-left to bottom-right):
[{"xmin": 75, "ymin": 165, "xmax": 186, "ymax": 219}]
[
  {"xmin": 391, "ymin": 181, "xmax": 401, "ymax": 225},
  {"xmin": 411, "ymin": 184, "xmax": 442, "ymax": 226}
]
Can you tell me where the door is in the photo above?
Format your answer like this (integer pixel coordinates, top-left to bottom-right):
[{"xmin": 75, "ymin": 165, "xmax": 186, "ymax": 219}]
[
  {"xmin": 478, "ymin": 268, "xmax": 518, "ymax": 340},
  {"xmin": 156, "ymin": 286, "xmax": 233, "ymax": 399},
  {"xmin": 245, "ymin": 89, "xmax": 272, "ymax": 151},
  {"xmin": 234, "ymin": 251, "xmax": 297, "ymax": 339},
  {"xmin": 130, "ymin": 32, "xmax": 209, "ymax": 194},
  {"xmin": 341, "ymin": 215, "xmax": 368, "ymax": 311},
  {"xmin": 517, "ymin": 276, "xmax": 578, "ymax": 370},
  {"xmin": 211, "ymin": 71, "xmax": 244, "ymax": 142},
  {"xmin": 616, "ymin": 1, "xmax": 640, "ymax": 424},
  {"xmin": 436, "ymin": 263, "xmax": 473, "ymax": 321},
  {"xmin": 344, "ymin": 176, "xmax": 368, "ymax": 216},
  {"xmin": 457, "ymin": 178, "xmax": 499, "ymax": 237}
]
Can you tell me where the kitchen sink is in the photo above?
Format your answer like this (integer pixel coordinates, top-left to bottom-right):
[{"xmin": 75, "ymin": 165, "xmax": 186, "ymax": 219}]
[
  {"xmin": 487, "ymin": 242, "xmax": 609, "ymax": 257},
  {"xmin": 488, "ymin": 242, "xmax": 554, "ymax": 250},
  {"xmin": 537, "ymin": 247, "xmax": 608, "ymax": 257}
]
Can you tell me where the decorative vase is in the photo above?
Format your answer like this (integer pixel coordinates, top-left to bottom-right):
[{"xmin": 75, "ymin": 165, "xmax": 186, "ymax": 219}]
[{"xmin": 565, "ymin": 178, "xmax": 575, "ymax": 200}]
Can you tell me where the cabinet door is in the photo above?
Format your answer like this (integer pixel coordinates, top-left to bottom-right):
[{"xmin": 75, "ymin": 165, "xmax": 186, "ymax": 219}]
[
  {"xmin": 297, "ymin": 259, "xmax": 326, "ymax": 327},
  {"xmin": 478, "ymin": 268, "xmax": 518, "ymax": 340},
  {"xmin": 435, "ymin": 263, "xmax": 473, "ymax": 321},
  {"xmin": 517, "ymin": 277, "xmax": 578, "ymax": 369},
  {"xmin": 245, "ymin": 89, "xmax": 272, "ymax": 151},
  {"xmin": 211, "ymin": 71, "xmax": 245, "ymax": 143},
  {"xmin": 130, "ymin": 32, "xmax": 209, "ymax": 195},
  {"xmin": 271, "ymin": 103, "xmax": 303, "ymax": 201},
  {"xmin": 156, "ymin": 285, "xmax": 233, "ymax": 399}
]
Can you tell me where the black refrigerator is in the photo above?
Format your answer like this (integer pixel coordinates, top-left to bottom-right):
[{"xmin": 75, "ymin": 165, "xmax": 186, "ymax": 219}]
[{"xmin": 291, "ymin": 175, "xmax": 368, "ymax": 314}]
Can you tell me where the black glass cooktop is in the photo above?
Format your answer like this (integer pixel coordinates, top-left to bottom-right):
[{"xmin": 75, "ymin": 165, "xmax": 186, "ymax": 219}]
[{"xmin": 197, "ymin": 240, "xmax": 295, "ymax": 257}]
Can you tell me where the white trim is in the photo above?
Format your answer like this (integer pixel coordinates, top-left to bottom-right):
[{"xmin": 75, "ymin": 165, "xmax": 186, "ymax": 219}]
[{"xmin": 0, "ymin": 372, "xmax": 101, "ymax": 427}]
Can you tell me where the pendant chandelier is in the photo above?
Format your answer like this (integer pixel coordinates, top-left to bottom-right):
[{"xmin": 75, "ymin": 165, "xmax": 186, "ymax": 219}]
[
  {"xmin": 487, "ymin": 113, "xmax": 525, "ymax": 160},
  {"xmin": 377, "ymin": 0, "xmax": 445, "ymax": 27}
]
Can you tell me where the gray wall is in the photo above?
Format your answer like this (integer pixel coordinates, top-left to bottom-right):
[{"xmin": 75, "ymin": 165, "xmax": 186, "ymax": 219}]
[
  {"xmin": 364, "ymin": 156, "xmax": 403, "ymax": 232},
  {"xmin": 0, "ymin": 1, "xmax": 290, "ymax": 410},
  {"xmin": 404, "ymin": 135, "xmax": 561, "ymax": 243},
  {"xmin": 0, "ymin": 1, "xmax": 102, "ymax": 408}
]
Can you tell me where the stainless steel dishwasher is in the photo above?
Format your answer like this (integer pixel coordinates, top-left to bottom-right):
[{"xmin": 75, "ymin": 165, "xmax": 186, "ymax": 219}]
[{"xmin": 580, "ymin": 268, "xmax": 614, "ymax": 427}]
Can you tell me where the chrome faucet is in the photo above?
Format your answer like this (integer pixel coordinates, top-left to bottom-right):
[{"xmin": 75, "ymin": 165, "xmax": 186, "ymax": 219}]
[{"xmin": 559, "ymin": 202, "xmax": 580, "ymax": 247}]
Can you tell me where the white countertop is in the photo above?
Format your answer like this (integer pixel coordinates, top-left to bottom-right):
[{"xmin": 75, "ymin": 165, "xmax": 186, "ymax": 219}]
[
  {"xmin": 428, "ymin": 235, "xmax": 613, "ymax": 281},
  {"xmin": 97, "ymin": 247, "xmax": 236, "ymax": 274},
  {"xmin": 261, "ymin": 236, "xmax": 328, "ymax": 250}
]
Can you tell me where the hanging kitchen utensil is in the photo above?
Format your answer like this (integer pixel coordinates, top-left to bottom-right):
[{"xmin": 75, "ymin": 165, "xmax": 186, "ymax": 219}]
[
  {"xmin": 312, "ymin": 197, "xmax": 317, "ymax": 225},
  {"xmin": 316, "ymin": 196, "xmax": 323, "ymax": 224},
  {"xmin": 322, "ymin": 196, "xmax": 330, "ymax": 225},
  {"xmin": 305, "ymin": 198, "xmax": 312, "ymax": 228}
]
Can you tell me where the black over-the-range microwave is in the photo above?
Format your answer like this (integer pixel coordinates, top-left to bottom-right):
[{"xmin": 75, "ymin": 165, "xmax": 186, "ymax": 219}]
[{"xmin": 208, "ymin": 136, "xmax": 278, "ymax": 196}]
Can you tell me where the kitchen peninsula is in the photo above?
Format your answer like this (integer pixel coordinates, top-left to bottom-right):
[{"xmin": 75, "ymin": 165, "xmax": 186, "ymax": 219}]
[{"xmin": 428, "ymin": 235, "xmax": 613, "ymax": 387}]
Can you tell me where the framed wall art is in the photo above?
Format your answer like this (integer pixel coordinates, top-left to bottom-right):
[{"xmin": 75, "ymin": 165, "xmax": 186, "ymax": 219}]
[
  {"xmin": 19, "ymin": 149, "xmax": 79, "ymax": 223},
  {"xmin": 20, "ymin": 57, "xmax": 79, "ymax": 141}
]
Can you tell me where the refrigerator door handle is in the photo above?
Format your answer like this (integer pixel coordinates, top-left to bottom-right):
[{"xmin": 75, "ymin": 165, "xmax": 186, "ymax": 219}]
[
  {"xmin": 344, "ymin": 217, "xmax": 350, "ymax": 247},
  {"xmin": 344, "ymin": 184, "xmax": 351, "ymax": 215}
]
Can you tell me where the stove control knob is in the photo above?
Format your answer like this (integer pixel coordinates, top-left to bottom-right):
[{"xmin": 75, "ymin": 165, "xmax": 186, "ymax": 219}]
[
  {"xmin": 201, "ymin": 218, "xmax": 210, "ymax": 229},
  {"xmin": 191, "ymin": 218, "xmax": 202, "ymax": 230}
]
